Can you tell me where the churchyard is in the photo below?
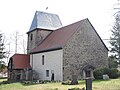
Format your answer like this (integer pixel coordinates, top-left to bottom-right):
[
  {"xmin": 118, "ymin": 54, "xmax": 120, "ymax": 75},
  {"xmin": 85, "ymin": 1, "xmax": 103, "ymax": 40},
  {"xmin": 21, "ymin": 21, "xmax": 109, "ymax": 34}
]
[{"xmin": 0, "ymin": 78, "xmax": 120, "ymax": 90}]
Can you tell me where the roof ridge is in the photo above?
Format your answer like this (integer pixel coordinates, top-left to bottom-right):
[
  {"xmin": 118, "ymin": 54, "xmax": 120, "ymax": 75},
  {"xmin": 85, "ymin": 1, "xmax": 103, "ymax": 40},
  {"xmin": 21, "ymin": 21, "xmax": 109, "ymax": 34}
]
[
  {"xmin": 31, "ymin": 18, "xmax": 88, "ymax": 53},
  {"xmin": 54, "ymin": 18, "xmax": 88, "ymax": 32}
]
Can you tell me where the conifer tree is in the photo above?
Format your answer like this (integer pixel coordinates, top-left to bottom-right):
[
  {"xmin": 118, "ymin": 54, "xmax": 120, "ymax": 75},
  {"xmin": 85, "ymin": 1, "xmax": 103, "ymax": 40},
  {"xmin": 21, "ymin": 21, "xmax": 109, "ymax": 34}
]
[
  {"xmin": 110, "ymin": 14, "xmax": 120, "ymax": 63},
  {"xmin": 0, "ymin": 33, "xmax": 6, "ymax": 72}
]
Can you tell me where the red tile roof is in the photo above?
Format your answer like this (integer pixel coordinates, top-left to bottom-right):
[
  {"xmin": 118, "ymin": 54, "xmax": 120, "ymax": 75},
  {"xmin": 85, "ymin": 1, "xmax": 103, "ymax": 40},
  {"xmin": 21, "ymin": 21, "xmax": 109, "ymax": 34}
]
[
  {"xmin": 11, "ymin": 54, "xmax": 30, "ymax": 69},
  {"xmin": 31, "ymin": 18, "xmax": 108, "ymax": 53},
  {"xmin": 32, "ymin": 19, "xmax": 86, "ymax": 53}
]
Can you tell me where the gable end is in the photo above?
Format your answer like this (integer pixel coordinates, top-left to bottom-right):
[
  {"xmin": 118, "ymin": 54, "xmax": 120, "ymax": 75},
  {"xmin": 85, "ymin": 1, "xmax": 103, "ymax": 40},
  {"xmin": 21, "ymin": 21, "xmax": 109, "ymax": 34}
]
[{"xmin": 87, "ymin": 19, "xmax": 109, "ymax": 51}]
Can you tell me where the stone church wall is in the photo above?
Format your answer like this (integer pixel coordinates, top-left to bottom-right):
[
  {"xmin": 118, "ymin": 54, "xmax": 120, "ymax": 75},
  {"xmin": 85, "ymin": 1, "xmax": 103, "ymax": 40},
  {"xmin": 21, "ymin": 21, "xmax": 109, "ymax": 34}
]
[{"xmin": 63, "ymin": 19, "xmax": 108, "ymax": 81}]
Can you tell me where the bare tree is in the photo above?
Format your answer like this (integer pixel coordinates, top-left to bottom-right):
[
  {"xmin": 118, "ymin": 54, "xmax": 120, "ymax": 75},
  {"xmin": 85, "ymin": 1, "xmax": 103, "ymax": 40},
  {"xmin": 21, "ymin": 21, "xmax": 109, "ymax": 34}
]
[
  {"xmin": 19, "ymin": 35, "xmax": 27, "ymax": 54},
  {"xmin": 10, "ymin": 31, "xmax": 20, "ymax": 53},
  {"xmin": 10, "ymin": 31, "xmax": 27, "ymax": 54},
  {"xmin": 5, "ymin": 43, "xmax": 11, "ymax": 63}
]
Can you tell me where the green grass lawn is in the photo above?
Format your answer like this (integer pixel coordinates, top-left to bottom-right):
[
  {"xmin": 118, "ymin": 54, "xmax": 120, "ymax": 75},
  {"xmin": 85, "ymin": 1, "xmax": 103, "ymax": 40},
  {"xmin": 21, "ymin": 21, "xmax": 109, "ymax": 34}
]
[{"xmin": 0, "ymin": 78, "xmax": 120, "ymax": 90}]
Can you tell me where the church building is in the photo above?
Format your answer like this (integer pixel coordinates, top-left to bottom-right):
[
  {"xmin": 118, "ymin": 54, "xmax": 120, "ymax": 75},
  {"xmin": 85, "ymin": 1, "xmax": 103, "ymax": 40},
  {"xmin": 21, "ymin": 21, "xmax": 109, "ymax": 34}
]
[
  {"xmin": 8, "ymin": 11, "xmax": 108, "ymax": 81},
  {"xmin": 27, "ymin": 11, "xmax": 108, "ymax": 81}
]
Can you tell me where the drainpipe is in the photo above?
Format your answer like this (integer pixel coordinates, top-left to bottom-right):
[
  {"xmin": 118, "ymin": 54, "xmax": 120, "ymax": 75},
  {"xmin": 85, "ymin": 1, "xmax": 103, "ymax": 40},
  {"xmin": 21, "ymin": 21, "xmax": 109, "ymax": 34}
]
[{"xmin": 32, "ymin": 54, "xmax": 33, "ymax": 81}]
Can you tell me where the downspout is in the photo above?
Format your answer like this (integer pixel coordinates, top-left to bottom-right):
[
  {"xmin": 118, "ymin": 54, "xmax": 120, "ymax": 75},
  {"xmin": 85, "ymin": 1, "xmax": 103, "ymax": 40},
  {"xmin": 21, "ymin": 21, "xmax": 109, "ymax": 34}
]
[{"xmin": 32, "ymin": 54, "xmax": 33, "ymax": 81}]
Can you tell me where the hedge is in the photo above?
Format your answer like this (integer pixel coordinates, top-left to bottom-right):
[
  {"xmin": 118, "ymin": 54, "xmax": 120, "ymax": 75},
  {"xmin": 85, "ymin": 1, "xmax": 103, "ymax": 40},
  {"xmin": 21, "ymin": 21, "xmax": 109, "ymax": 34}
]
[{"xmin": 93, "ymin": 68, "xmax": 120, "ymax": 79}]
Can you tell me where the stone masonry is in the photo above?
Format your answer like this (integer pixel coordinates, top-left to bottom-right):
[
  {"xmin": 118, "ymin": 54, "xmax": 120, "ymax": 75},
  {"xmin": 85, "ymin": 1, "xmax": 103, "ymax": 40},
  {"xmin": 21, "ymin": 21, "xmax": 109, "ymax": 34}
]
[
  {"xmin": 63, "ymin": 19, "xmax": 108, "ymax": 81},
  {"xmin": 27, "ymin": 29, "xmax": 52, "ymax": 53}
]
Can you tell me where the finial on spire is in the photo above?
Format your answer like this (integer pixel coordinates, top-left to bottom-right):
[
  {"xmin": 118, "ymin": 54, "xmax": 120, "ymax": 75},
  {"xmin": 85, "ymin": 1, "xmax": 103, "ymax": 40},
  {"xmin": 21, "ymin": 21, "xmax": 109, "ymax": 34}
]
[{"xmin": 46, "ymin": 7, "xmax": 48, "ymax": 10}]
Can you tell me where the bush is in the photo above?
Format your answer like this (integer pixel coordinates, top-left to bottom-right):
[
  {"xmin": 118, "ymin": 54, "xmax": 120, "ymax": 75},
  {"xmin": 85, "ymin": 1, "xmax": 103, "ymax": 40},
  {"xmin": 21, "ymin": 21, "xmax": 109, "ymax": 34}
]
[
  {"xmin": 93, "ymin": 68, "xmax": 105, "ymax": 79},
  {"xmin": 94, "ymin": 68, "xmax": 120, "ymax": 79},
  {"xmin": 109, "ymin": 68, "xmax": 119, "ymax": 79},
  {"xmin": 118, "ymin": 70, "xmax": 120, "ymax": 77},
  {"xmin": 22, "ymin": 81, "xmax": 33, "ymax": 85}
]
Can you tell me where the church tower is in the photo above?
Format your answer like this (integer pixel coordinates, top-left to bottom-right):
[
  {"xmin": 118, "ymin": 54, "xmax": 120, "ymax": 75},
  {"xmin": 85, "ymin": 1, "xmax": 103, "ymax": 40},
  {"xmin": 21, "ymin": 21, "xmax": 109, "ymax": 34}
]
[{"xmin": 27, "ymin": 11, "xmax": 62, "ymax": 54}]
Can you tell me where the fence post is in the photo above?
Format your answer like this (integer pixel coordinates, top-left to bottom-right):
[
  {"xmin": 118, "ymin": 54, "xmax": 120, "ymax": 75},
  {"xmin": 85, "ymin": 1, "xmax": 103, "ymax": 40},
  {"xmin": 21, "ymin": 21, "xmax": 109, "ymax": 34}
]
[{"xmin": 85, "ymin": 77, "xmax": 92, "ymax": 90}]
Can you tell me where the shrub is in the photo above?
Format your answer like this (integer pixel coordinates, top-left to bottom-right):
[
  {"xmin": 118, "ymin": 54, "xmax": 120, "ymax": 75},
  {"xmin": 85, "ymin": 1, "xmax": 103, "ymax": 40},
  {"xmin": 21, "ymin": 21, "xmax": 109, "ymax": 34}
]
[
  {"xmin": 93, "ymin": 68, "xmax": 105, "ymax": 79},
  {"xmin": 108, "ymin": 68, "xmax": 119, "ymax": 79},
  {"xmin": 118, "ymin": 70, "xmax": 120, "ymax": 77},
  {"xmin": 22, "ymin": 81, "xmax": 33, "ymax": 85},
  {"xmin": 93, "ymin": 68, "xmax": 120, "ymax": 79}
]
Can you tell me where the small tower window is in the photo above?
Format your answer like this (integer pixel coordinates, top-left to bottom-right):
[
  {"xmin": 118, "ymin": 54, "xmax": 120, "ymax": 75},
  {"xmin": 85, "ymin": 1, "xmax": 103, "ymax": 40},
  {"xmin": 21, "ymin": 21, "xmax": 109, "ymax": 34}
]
[
  {"xmin": 30, "ymin": 34, "xmax": 33, "ymax": 41},
  {"xmin": 42, "ymin": 55, "xmax": 44, "ymax": 65}
]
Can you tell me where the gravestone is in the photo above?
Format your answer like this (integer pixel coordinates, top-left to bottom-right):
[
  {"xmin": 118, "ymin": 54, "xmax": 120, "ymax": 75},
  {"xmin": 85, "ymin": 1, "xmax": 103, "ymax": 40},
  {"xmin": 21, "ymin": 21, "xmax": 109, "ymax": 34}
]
[
  {"xmin": 103, "ymin": 74, "xmax": 109, "ymax": 80},
  {"xmin": 70, "ymin": 75, "xmax": 78, "ymax": 85}
]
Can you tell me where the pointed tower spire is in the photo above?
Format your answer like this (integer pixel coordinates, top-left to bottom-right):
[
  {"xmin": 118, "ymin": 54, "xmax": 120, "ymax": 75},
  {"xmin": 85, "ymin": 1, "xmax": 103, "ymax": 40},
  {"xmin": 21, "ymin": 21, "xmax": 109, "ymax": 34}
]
[{"xmin": 28, "ymin": 11, "xmax": 62, "ymax": 32}]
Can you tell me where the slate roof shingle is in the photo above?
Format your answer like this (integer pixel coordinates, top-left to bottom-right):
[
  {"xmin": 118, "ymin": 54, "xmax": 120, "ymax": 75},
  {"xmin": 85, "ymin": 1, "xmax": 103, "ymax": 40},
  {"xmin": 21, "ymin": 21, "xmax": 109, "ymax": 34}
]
[{"xmin": 29, "ymin": 11, "xmax": 62, "ymax": 32}]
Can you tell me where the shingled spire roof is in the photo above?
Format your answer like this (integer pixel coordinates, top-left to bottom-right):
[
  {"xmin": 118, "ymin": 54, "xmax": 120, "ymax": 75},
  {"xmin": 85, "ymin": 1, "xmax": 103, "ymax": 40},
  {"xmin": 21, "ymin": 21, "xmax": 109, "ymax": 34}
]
[{"xmin": 29, "ymin": 11, "xmax": 62, "ymax": 32}]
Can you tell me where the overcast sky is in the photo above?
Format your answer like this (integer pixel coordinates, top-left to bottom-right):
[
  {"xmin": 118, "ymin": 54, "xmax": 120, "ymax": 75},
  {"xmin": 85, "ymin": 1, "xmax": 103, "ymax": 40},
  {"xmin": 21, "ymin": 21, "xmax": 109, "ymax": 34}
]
[{"xmin": 0, "ymin": 0, "xmax": 118, "ymax": 57}]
